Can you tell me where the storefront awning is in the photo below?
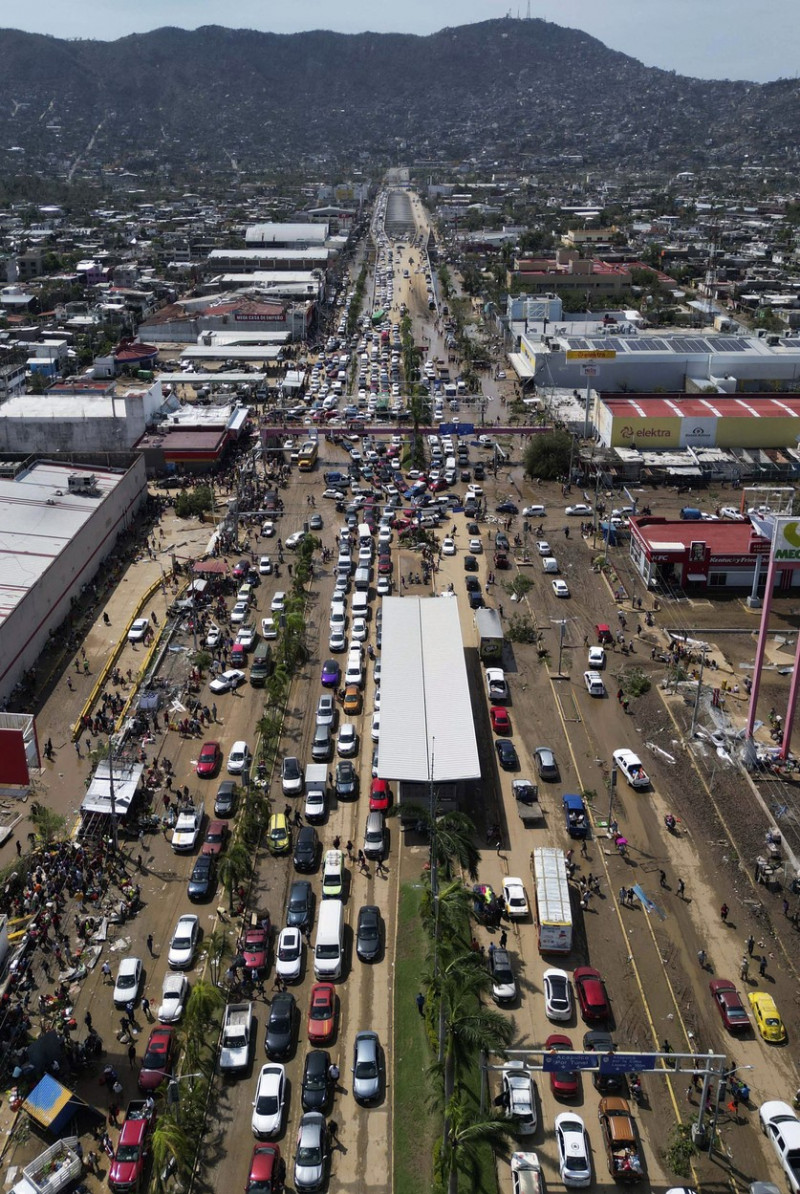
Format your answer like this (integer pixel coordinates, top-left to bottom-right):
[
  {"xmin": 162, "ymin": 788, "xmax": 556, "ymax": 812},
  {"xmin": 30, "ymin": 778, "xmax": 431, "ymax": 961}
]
[
  {"xmin": 508, "ymin": 352, "xmax": 535, "ymax": 379},
  {"xmin": 80, "ymin": 760, "xmax": 144, "ymax": 817},
  {"xmin": 193, "ymin": 559, "xmax": 229, "ymax": 574}
]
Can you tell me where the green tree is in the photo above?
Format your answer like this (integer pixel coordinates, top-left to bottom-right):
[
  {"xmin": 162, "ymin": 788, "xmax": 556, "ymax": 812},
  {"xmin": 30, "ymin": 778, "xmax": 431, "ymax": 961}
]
[
  {"xmin": 394, "ymin": 806, "xmax": 480, "ymax": 880},
  {"xmin": 150, "ymin": 1110, "xmax": 195, "ymax": 1193},
  {"xmin": 419, "ymin": 878, "xmax": 475, "ymax": 946},
  {"xmin": 217, "ymin": 841, "xmax": 251, "ymax": 909},
  {"xmin": 29, "ymin": 802, "xmax": 66, "ymax": 845},
  {"xmin": 524, "ymin": 430, "xmax": 573, "ymax": 481},
  {"xmin": 441, "ymin": 1089, "xmax": 520, "ymax": 1194}
]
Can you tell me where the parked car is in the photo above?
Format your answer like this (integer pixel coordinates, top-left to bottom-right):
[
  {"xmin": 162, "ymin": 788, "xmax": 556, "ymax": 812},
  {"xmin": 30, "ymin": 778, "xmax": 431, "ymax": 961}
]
[
  {"xmin": 167, "ymin": 914, "xmax": 199, "ymax": 970},
  {"xmin": 138, "ymin": 1026, "xmax": 175, "ymax": 1091},
  {"xmin": 196, "ymin": 741, "xmax": 222, "ymax": 778},
  {"xmin": 502, "ymin": 1062, "xmax": 537, "ymax": 1134},
  {"xmin": 543, "ymin": 968, "xmax": 573, "ymax": 1021},
  {"xmin": 245, "ymin": 1145, "xmax": 285, "ymax": 1194},
  {"xmin": 496, "ymin": 740, "xmax": 520, "ymax": 770},
  {"xmin": 266, "ymin": 992, "xmax": 297, "ymax": 1059},
  {"xmin": 356, "ymin": 905, "xmax": 382, "ymax": 963},
  {"xmin": 352, "ymin": 1031, "xmax": 382, "ymax": 1103},
  {"xmin": 294, "ymin": 1111, "xmax": 328, "ymax": 1192},
  {"xmin": 709, "ymin": 979, "xmax": 750, "ymax": 1033},
  {"xmin": 490, "ymin": 948, "xmax": 517, "ymax": 1004},
  {"xmin": 293, "ymin": 826, "xmax": 320, "ymax": 872},
  {"xmin": 158, "ymin": 973, "xmax": 189, "ymax": 1024},
  {"xmin": 502, "ymin": 877, "xmax": 529, "ymax": 919},
  {"xmin": 555, "ymin": 1113, "xmax": 592, "ymax": 1186},
  {"xmin": 301, "ymin": 1050, "xmax": 331, "ymax": 1113},
  {"xmin": 187, "ymin": 854, "xmax": 215, "ymax": 900},
  {"xmin": 534, "ymin": 746, "xmax": 559, "ymax": 781},
  {"xmin": 281, "ymin": 756, "xmax": 303, "ymax": 795},
  {"xmin": 251, "ymin": 1063, "xmax": 286, "ymax": 1138},
  {"xmin": 275, "ymin": 928, "xmax": 303, "ymax": 984},
  {"xmin": 307, "ymin": 983, "xmax": 337, "ymax": 1045},
  {"xmin": 748, "ymin": 991, "xmax": 786, "ymax": 1042},
  {"xmin": 286, "ymin": 880, "xmax": 314, "ymax": 930},
  {"xmin": 574, "ymin": 967, "xmax": 611, "ymax": 1024},
  {"xmin": 114, "ymin": 956, "xmax": 143, "ymax": 1007},
  {"xmin": 546, "ymin": 1034, "xmax": 579, "ymax": 1099}
]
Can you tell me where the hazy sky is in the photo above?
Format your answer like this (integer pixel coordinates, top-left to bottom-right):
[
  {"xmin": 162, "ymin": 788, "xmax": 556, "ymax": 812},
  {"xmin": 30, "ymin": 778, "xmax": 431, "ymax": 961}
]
[{"xmin": 4, "ymin": 0, "xmax": 796, "ymax": 83}]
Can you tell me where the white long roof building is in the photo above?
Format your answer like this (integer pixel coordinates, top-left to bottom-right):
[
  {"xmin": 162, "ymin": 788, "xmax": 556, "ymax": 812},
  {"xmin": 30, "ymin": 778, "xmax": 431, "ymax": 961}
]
[{"xmin": 378, "ymin": 596, "xmax": 480, "ymax": 783}]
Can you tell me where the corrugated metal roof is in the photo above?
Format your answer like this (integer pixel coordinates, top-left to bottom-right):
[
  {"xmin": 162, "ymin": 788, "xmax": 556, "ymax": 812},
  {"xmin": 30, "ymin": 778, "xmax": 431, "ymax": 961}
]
[{"xmin": 377, "ymin": 596, "xmax": 480, "ymax": 783}]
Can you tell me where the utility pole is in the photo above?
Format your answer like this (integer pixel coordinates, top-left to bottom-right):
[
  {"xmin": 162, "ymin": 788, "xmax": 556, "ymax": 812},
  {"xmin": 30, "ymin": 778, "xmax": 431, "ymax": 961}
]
[
  {"xmin": 608, "ymin": 760, "xmax": 617, "ymax": 831},
  {"xmin": 108, "ymin": 735, "xmax": 119, "ymax": 855},
  {"xmin": 690, "ymin": 652, "xmax": 707, "ymax": 736}
]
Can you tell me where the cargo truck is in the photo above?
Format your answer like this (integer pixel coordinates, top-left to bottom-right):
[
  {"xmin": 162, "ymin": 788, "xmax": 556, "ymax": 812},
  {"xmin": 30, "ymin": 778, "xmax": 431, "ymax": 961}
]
[
  {"xmin": 476, "ymin": 607, "xmax": 504, "ymax": 662},
  {"xmin": 11, "ymin": 1139, "xmax": 82, "ymax": 1194},
  {"xmin": 531, "ymin": 847, "xmax": 573, "ymax": 954}
]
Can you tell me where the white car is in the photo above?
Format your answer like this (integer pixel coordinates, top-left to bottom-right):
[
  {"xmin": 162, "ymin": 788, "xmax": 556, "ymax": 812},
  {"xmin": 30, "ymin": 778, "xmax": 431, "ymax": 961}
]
[
  {"xmin": 587, "ymin": 645, "xmax": 606, "ymax": 669},
  {"xmin": 536, "ymin": 540, "xmax": 551, "ymax": 556},
  {"xmin": 351, "ymin": 617, "xmax": 368, "ymax": 642},
  {"xmin": 468, "ymin": 538, "xmax": 482, "ymax": 554},
  {"xmin": 262, "ymin": 521, "xmax": 275, "ymax": 538},
  {"xmin": 555, "ymin": 1113, "xmax": 592, "ymax": 1187},
  {"xmin": 502, "ymin": 877, "xmax": 529, "ymax": 919},
  {"xmin": 376, "ymin": 576, "xmax": 392, "ymax": 596},
  {"xmin": 285, "ymin": 531, "xmax": 305, "ymax": 549},
  {"xmin": 442, "ymin": 537, "xmax": 456, "ymax": 556},
  {"xmin": 371, "ymin": 711, "xmax": 381, "ymax": 741},
  {"xmin": 329, "ymin": 629, "xmax": 347, "ymax": 653},
  {"xmin": 565, "ymin": 503, "xmax": 592, "ymax": 516},
  {"xmin": 113, "ymin": 956, "xmax": 143, "ymax": 1007},
  {"xmin": 261, "ymin": 617, "xmax": 278, "ymax": 640},
  {"xmin": 236, "ymin": 624, "xmax": 257, "ymax": 650},
  {"xmin": 251, "ymin": 1063, "xmax": 286, "ymax": 1138},
  {"xmin": 552, "ymin": 579, "xmax": 570, "ymax": 598},
  {"xmin": 158, "ymin": 972, "xmax": 189, "ymax": 1023},
  {"xmin": 338, "ymin": 724, "xmax": 358, "ymax": 757},
  {"xmin": 584, "ymin": 670, "xmax": 605, "ymax": 697},
  {"xmin": 205, "ymin": 624, "xmax": 222, "ymax": 648},
  {"xmin": 378, "ymin": 527, "xmax": 392, "ymax": 544},
  {"xmin": 758, "ymin": 1101, "xmax": 800, "ymax": 1194},
  {"xmin": 271, "ymin": 592, "xmax": 286, "ymax": 613},
  {"xmin": 230, "ymin": 601, "xmax": 249, "ymax": 624},
  {"xmin": 128, "ymin": 618, "xmax": 150, "ymax": 643},
  {"xmin": 486, "ymin": 668, "xmax": 509, "ymax": 702},
  {"xmin": 209, "ymin": 668, "xmax": 246, "ymax": 694},
  {"xmin": 543, "ymin": 968, "xmax": 573, "ymax": 1021},
  {"xmin": 522, "ymin": 504, "xmax": 547, "ymax": 517},
  {"xmin": 542, "ymin": 557, "xmax": 559, "ymax": 574},
  {"xmin": 259, "ymin": 555, "xmax": 273, "ymax": 575},
  {"xmin": 275, "ymin": 928, "xmax": 303, "ymax": 984},
  {"xmin": 502, "ymin": 1062, "xmax": 537, "ymax": 1134},
  {"xmin": 612, "ymin": 748, "xmax": 650, "ymax": 789},
  {"xmin": 227, "ymin": 740, "xmax": 251, "ymax": 774},
  {"xmin": 345, "ymin": 658, "xmax": 363, "ymax": 686},
  {"xmin": 168, "ymin": 914, "xmax": 199, "ymax": 970}
]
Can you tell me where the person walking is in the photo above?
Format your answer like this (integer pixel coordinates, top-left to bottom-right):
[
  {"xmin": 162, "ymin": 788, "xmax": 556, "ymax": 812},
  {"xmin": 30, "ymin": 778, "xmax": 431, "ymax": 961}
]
[
  {"xmin": 697, "ymin": 949, "xmax": 707, "ymax": 968},
  {"xmin": 141, "ymin": 996, "xmax": 152, "ymax": 1021},
  {"xmin": 676, "ymin": 878, "xmax": 685, "ymax": 898},
  {"xmin": 759, "ymin": 954, "xmax": 768, "ymax": 977},
  {"xmin": 619, "ymin": 886, "xmax": 627, "ymax": 906},
  {"xmin": 720, "ymin": 903, "xmax": 729, "ymax": 922},
  {"xmin": 415, "ymin": 992, "xmax": 425, "ymax": 1017},
  {"xmin": 328, "ymin": 1061, "xmax": 340, "ymax": 1086},
  {"xmin": 101, "ymin": 960, "xmax": 112, "ymax": 983},
  {"xmin": 84, "ymin": 1010, "xmax": 93, "ymax": 1031},
  {"xmin": 146, "ymin": 933, "xmax": 154, "ymax": 956},
  {"xmin": 127, "ymin": 1042, "xmax": 137, "ymax": 1068},
  {"xmin": 740, "ymin": 954, "xmax": 749, "ymax": 981},
  {"xmin": 746, "ymin": 933, "xmax": 755, "ymax": 956},
  {"xmin": 659, "ymin": 870, "xmax": 667, "ymax": 888},
  {"xmin": 499, "ymin": 929, "xmax": 508, "ymax": 949},
  {"xmin": 580, "ymin": 839, "xmax": 589, "ymax": 858}
]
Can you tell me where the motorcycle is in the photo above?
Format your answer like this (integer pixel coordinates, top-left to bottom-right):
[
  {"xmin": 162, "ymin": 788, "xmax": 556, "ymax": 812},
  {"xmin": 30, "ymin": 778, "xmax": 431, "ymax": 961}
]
[
  {"xmin": 629, "ymin": 1075, "xmax": 644, "ymax": 1105},
  {"xmin": 664, "ymin": 814, "xmax": 677, "ymax": 834}
]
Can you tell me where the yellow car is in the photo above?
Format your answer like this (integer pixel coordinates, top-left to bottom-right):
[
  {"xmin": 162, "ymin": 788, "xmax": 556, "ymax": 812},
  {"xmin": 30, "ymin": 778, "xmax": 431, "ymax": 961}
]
[
  {"xmin": 267, "ymin": 813, "xmax": 291, "ymax": 855},
  {"xmin": 747, "ymin": 991, "xmax": 786, "ymax": 1042}
]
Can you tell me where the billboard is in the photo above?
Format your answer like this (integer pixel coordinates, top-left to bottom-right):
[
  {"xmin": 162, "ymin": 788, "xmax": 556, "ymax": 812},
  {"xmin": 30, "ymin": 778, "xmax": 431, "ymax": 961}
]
[
  {"xmin": 680, "ymin": 417, "xmax": 717, "ymax": 448},
  {"xmin": 773, "ymin": 518, "xmax": 800, "ymax": 562},
  {"xmin": 610, "ymin": 417, "xmax": 681, "ymax": 448}
]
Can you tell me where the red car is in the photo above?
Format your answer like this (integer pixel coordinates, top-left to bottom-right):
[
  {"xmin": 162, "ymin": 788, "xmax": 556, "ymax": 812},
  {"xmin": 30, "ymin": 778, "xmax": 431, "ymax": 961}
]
[
  {"xmin": 307, "ymin": 983, "xmax": 336, "ymax": 1045},
  {"xmin": 378, "ymin": 556, "xmax": 392, "ymax": 575},
  {"xmin": 196, "ymin": 741, "xmax": 222, "ymax": 778},
  {"xmin": 545, "ymin": 1033, "xmax": 579, "ymax": 1099},
  {"xmin": 242, "ymin": 926, "xmax": 270, "ymax": 976},
  {"xmin": 108, "ymin": 1103, "xmax": 155, "ymax": 1192},
  {"xmin": 245, "ymin": 1144, "xmax": 285, "ymax": 1194},
  {"xmin": 369, "ymin": 779, "xmax": 391, "ymax": 812},
  {"xmin": 709, "ymin": 978, "xmax": 750, "ymax": 1033},
  {"xmin": 202, "ymin": 819, "xmax": 228, "ymax": 856},
  {"xmin": 138, "ymin": 1026, "xmax": 175, "ymax": 1091},
  {"xmin": 490, "ymin": 706, "xmax": 511, "ymax": 734},
  {"xmin": 574, "ymin": 966, "xmax": 611, "ymax": 1024}
]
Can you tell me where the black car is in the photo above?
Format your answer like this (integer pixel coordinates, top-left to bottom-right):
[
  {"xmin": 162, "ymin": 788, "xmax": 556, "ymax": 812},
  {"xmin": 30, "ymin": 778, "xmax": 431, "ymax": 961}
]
[
  {"xmin": 293, "ymin": 826, "xmax": 320, "ymax": 873},
  {"xmin": 496, "ymin": 531, "xmax": 510, "ymax": 551},
  {"xmin": 468, "ymin": 589, "xmax": 484, "ymax": 610},
  {"xmin": 335, "ymin": 761, "xmax": 358, "ymax": 801},
  {"xmin": 301, "ymin": 1050, "xmax": 332, "ymax": 1113},
  {"xmin": 187, "ymin": 854, "xmax": 215, "ymax": 900},
  {"xmin": 466, "ymin": 522, "xmax": 480, "ymax": 535},
  {"xmin": 464, "ymin": 555, "xmax": 479, "ymax": 572},
  {"xmin": 356, "ymin": 905, "xmax": 382, "ymax": 963},
  {"xmin": 286, "ymin": 880, "xmax": 314, "ymax": 930},
  {"xmin": 214, "ymin": 781, "xmax": 237, "ymax": 818},
  {"xmin": 496, "ymin": 501, "xmax": 519, "ymax": 515},
  {"xmin": 473, "ymin": 463, "xmax": 485, "ymax": 480},
  {"xmin": 583, "ymin": 1031, "xmax": 622, "ymax": 1092},
  {"xmin": 465, "ymin": 576, "xmax": 481, "ymax": 593},
  {"xmin": 495, "ymin": 740, "xmax": 519, "ymax": 771},
  {"xmin": 266, "ymin": 992, "xmax": 297, "ymax": 1059}
]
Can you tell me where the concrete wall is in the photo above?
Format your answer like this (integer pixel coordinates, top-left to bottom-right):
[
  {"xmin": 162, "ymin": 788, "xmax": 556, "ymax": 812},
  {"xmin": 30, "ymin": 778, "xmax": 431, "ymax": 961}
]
[{"xmin": 0, "ymin": 459, "xmax": 147, "ymax": 702}]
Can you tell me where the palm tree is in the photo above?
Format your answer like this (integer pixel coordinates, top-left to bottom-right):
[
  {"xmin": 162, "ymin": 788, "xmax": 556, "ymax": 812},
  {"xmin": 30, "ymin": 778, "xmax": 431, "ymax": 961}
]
[
  {"xmin": 150, "ymin": 1110, "xmax": 195, "ymax": 1193},
  {"xmin": 440, "ymin": 967, "xmax": 513, "ymax": 1122},
  {"xmin": 217, "ymin": 841, "xmax": 251, "ymax": 909},
  {"xmin": 395, "ymin": 804, "xmax": 480, "ymax": 880},
  {"xmin": 420, "ymin": 877, "xmax": 474, "ymax": 948},
  {"xmin": 184, "ymin": 977, "xmax": 225, "ymax": 1033},
  {"xmin": 441, "ymin": 1087, "xmax": 519, "ymax": 1194}
]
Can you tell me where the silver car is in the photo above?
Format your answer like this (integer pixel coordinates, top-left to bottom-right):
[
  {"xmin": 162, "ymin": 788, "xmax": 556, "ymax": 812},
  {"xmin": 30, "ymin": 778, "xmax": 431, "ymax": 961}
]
[
  {"xmin": 294, "ymin": 1111, "xmax": 328, "ymax": 1191},
  {"xmin": 352, "ymin": 1030, "xmax": 382, "ymax": 1103}
]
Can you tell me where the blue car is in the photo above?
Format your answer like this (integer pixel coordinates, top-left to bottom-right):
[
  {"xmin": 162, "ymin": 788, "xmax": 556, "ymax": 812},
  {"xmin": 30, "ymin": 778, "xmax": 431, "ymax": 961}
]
[{"xmin": 563, "ymin": 793, "xmax": 589, "ymax": 839}]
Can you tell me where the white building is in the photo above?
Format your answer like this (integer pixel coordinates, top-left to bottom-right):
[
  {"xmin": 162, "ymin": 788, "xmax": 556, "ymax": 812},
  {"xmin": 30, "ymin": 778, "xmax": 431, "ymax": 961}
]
[{"xmin": 0, "ymin": 379, "xmax": 165, "ymax": 455}]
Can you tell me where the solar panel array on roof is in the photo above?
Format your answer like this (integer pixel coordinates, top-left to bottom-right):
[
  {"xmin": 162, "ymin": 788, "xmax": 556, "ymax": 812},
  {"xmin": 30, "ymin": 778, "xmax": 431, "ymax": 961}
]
[
  {"xmin": 623, "ymin": 338, "xmax": 668, "ymax": 351},
  {"xmin": 671, "ymin": 337, "xmax": 710, "ymax": 353},
  {"xmin": 705, "ymin": 337, "xmax": 750, "ymax": 351},
  {"xmin": 779, "ymin": 339, "xmax": 800, "ymax": 349}
]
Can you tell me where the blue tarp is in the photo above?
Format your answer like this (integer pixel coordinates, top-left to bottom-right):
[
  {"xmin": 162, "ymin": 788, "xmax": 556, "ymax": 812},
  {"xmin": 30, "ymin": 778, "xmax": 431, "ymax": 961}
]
[{"xmin": 23, "ymin": 1075, "xmax": 84, "ymax": 1135}]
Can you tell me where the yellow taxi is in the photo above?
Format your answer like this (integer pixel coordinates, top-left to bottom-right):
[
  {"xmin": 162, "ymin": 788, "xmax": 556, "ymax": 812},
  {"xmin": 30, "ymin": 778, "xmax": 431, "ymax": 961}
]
[
  {"xmin": 267, "ymin": 813, "xmax": 291, "ymax": 855},
  {"xmin": 747, "ymin": 990, "xmax": 786, "ymax": 1042}
]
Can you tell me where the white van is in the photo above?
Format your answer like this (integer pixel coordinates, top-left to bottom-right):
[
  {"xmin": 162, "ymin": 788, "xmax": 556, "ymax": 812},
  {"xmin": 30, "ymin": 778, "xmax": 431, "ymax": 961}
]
[
  {"xmin": 329, "ymin": 602, "xmax": 346, "ymax": 632},
  {"xmin": 352, "ymin": 591, "xmax": 369, "ymax": 619},
  {"xmin": 314, "ymin": 898, "xmax": 344, "ymax": 979},
  {"xmin": 357, "ymin": 522, "xmax": 372, "ymax": 547}
]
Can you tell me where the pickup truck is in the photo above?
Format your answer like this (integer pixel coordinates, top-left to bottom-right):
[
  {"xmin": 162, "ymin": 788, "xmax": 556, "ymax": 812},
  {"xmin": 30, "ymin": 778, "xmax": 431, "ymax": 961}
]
[
  {"xmin": 11, "ymin": 1139, "xmax": 82, "ymax": 1194},
  {"xmin": 171, "ymin": 805, "xmax": 204, "ymax": 852},
  {"xmin": 109, "ymin": 1100, "xmax": 156, "ymax": 1193},
  {"xmin": 612, "ymin": 749, "xmax": 650, "ymax": 790},
  {"xmin": 563, "ymin": 793, "xmax": 589, "ymax": 839},
  {"xmin": 759, "ymin": 1101, "xmax": 800, "ymax": 1194},
  {"xmin": 513, "ymin": 779, "xmax": 543, "ymax": 826},
  {"xmin": 598, "ymin": 1097, "xmax": 645, "ymax": 1182},
  {"xmin": 219, "ymin": 1001, "xmax": 254, "ymax": 1075}
]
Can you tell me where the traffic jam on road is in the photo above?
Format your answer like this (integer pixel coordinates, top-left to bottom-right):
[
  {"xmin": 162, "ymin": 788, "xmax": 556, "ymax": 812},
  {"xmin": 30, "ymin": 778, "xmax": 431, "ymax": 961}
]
[{"xmin": 6, "ymin": 188, "xmax": 797, "ymax": 1194}]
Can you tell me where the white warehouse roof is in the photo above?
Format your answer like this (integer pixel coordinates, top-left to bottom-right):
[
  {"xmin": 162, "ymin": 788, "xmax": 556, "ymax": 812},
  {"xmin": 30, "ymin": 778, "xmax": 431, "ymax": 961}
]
[{"xmin": 377, "ymin": 596, "xmax": 480, "ymax": 783}]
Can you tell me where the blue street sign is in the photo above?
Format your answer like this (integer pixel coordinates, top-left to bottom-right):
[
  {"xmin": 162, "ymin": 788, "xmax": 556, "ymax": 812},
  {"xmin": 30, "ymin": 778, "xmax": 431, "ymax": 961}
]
[
  {"xmin": 542, "ymin": 1053, "xmax": 598, "ymax": 1072},
  {"xmin": 599, "ymin": 1053, "xmax": 657, "ymax": 1074}
]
